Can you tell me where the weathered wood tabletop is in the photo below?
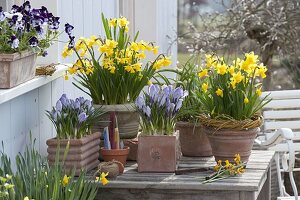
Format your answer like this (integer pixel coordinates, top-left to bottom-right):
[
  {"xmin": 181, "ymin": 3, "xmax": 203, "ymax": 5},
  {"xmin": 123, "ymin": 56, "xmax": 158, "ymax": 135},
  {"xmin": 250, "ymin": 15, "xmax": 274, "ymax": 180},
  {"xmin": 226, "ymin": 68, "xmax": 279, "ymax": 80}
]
[{"xmin": 95, "ymin": 150, "xmax": 275, "ymax": 200}]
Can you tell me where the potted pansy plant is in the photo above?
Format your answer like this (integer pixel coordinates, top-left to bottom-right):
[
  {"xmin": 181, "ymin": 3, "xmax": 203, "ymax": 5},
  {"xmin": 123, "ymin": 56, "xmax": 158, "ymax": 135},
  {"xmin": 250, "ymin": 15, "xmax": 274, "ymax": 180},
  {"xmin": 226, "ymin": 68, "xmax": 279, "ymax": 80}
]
[
  {"xmin": 0, "ymin": 1, "xmax": 61, "ymax": 88},
  {"xmin": 197, "ymin": 52, "xmax": 271, "ymax": 163},
  {"xmin": 135, "ymin": 84, "xmax": 187, "ymax": 172},
  {"xmin": 46, "ymin": 94, "xmax": 105, "ymax": 175},
  {"xmin": 62, "ymin": 14, "xmax": 172, "ymax": 140}
]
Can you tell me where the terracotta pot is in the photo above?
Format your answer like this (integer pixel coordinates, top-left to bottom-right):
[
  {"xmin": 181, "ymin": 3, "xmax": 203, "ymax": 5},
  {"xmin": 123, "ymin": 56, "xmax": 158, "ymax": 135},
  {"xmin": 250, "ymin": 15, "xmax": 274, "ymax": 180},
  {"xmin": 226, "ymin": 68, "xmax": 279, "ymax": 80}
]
[
  {"xmin": 203, "ymin": 126, "xmax": 259, "ymax": 163},
  {"xmin": 123, "ymin": 138, "xmax": 138, "ymax": 161},
  {"xmin": 93, "ymin": 104, "xmax": 139, "ymax": 139},
  {"xmin": 0, "ymin": 51, "xmax": 37, "ymax": 88},
  {"xmin": 176, "ymin": 121, "xmax": 212, "ymax": 157},
  {"xmin": 46, "ymin": 132, "xmax": 100, "ymax": 176},
  {"xmin": 137, "ymin": 135, "xmax": 177, "ymax": 172},
  {"xmin": 100, "ymin": 147, "xmax": 130, "ymax": 172}
]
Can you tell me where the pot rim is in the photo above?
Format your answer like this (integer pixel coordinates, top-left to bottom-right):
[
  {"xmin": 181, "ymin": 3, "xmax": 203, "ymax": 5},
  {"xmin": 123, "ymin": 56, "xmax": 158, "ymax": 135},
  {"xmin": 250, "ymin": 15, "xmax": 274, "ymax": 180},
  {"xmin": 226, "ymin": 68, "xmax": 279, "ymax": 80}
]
[
  {"xmin": 0, "ymin": 50, "xmax": 37, "ymax": 61},
  {"xmin": 100, "ymin": 146, "xmax": 130, "ymax": 152},
  {"xmin": 93, "ymin": 103, "xmax": 136, "ymax": 112},
  {"xmin": 46, "ymin": 132, "xmax": 101, "ymax": 145}
]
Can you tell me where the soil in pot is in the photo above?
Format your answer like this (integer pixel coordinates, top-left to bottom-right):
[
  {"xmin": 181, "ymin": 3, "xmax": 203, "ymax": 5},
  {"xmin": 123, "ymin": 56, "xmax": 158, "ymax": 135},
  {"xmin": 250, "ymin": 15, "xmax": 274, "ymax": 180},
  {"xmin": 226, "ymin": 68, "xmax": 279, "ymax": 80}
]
[
  {"xmin": 176, "ymin": 121, "xmax": 212, "ymax": 157},
  {"xmin": 93, "ymin": 104, "xmax": 139, "ymax": 139},
  {"xmin": 203, "ymin": 126, "xmax": 259, "ymax": 163}
]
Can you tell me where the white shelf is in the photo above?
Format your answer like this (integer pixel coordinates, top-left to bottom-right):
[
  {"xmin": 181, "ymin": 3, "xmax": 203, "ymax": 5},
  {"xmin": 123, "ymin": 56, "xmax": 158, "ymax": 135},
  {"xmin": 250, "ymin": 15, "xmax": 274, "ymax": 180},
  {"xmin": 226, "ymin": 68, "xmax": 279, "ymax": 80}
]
[{"xmin": 0, "ymin": 64, "xmax": 69, "ymax": 105}]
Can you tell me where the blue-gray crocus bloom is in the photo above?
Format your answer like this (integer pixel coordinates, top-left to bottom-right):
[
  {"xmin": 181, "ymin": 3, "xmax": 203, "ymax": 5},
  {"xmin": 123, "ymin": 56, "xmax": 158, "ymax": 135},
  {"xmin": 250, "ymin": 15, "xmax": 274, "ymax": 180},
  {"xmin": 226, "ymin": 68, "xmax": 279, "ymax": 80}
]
[
  {"xmin": 78, "ymin": 112, "xmax": 88, "ymax": 123},
  {"xmin": 173, "ymin": 87, "xmax": 184, "ymax": 102},
  {"xmin": 60, "ymin": 94, "xmax": 69, "ymax": 107},
  {"xmin": 56, "ymin": 100, "xmax": 63, "ymax": 112},
  {"xmin": 143, "ymin": 106, "xmax": 151, "ymax": 118},
  {"xmin": 135, "ymin": 96, "xmax": 145, "ymax": 109},
  {"xmin": 175, "ymin": 99, "xmax": 183, "ymax": 112},
  {"xmin": 51, "ymin": 110, "xmax": 58, "ymax": 122},
  {"xmin": 84, "ymin": 99, "xmax": 92, "ymax": 109},
  {"xmin": 74, "ymin": 100, "xmax": 80, "ymax": 109},
  {"xmin": 149, "ymin": 84, "xmax": 159, "ymax": 102},
  {"xmin": 10, "ymin": 36, "xmax": 19, "ymax": 49}
]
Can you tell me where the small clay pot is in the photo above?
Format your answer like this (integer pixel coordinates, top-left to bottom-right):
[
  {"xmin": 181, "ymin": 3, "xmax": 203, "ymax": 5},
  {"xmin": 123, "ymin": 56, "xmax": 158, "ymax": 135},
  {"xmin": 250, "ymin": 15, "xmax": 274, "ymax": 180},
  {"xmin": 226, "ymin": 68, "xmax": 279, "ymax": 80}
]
[
  {"xmin": 100, "ymin": 146, "xmax": 130, "ymax": 169},
  {"xmin": 203, "ymin": 126, "xmax": 259, "ymax": 163},
  {"xmin": 176, "ymin": 121, "xmax": 212, "ymax": 157}
]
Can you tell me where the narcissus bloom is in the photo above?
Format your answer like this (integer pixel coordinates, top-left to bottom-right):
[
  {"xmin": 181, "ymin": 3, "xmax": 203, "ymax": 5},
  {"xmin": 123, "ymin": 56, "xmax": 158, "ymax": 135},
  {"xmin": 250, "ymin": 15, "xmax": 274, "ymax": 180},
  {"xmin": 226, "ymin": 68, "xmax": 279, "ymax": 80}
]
[{"xmin": 216, "ymin": 88, "xmax": 223, "ymax": 97}]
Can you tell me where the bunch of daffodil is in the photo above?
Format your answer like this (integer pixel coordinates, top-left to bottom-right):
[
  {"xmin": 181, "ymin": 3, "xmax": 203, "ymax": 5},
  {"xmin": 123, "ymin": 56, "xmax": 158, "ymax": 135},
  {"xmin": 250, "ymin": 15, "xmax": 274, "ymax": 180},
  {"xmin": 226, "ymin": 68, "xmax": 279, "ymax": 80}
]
[
  {"xmin": 202, "ymin": 154, "xmax": 246, "ymax": 184},
  {"xmin": 197, "ymin": 52, "xmax": 270, "ymax": 120},
  {"xmin": 62, "ymin": 14, "xmax": 171, "ymax": 105}
]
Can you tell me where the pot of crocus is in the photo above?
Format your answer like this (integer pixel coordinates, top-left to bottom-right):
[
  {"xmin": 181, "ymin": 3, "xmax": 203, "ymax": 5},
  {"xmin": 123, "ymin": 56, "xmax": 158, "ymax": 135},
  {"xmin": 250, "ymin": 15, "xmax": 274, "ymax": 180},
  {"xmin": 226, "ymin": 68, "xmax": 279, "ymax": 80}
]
[
  {"xmin": 100, "ymin": 112, "xmax": 130, "ymax": 174},
  {"xmin": 197, "ymin": 52, "xmax": 271, "ymax": 163},
  {"xmin": 162, "ymin": 59, "xmax": 212, "ymax": 157},
  {"xmin": 0, "ymin": 2, "xmax": 61, "ymax": 88},
  {"xmin": 46, "ymin": 94, "xmax": 105, "ymax": 175},
  {"xmin": 62, "ymin": 14, "xmax": 172, "ymax": 140},
  {"xmin": 136, "ymin": 84, "xmax": 188, "ymax": 172}
]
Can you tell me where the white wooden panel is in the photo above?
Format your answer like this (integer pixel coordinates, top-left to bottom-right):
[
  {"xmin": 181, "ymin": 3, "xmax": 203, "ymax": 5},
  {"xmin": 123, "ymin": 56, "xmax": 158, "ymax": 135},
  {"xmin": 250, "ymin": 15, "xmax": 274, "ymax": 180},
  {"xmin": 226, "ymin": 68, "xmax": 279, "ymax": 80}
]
[
  {"xmin": 92, "ymin": 0, "xmax": 104, "ymax": 36},
  {"xmin": 266, "ymin": 132, "xmax": 300, "ymax": 141},
  {"xmin": 264, "ymin": 121, "xmax": 300, "ymax": 131},
  {"xmin": 269, "ymin": 142, "xmax": 300, "ymax": 152},
  {"xmin": 262, "ymin": 90, "xmax": 300, "ymax": 100},
  {"xmin": 264, "ymin": 110, "xmax": 300, "ymax": 119},
  {"xmin": 263, "ymin": 99, "xmax": 300, "ymax": 109},
  {"xmin": 0, "ymin": 101, "xmax": 11, "ymax": 141},
  {"xmin": 83, "ymin": 0, "xmax": 94, "ymax": 37},
  {"xmin": 38, "ymin": 83, "xmax": 53, "ymax": 156}
]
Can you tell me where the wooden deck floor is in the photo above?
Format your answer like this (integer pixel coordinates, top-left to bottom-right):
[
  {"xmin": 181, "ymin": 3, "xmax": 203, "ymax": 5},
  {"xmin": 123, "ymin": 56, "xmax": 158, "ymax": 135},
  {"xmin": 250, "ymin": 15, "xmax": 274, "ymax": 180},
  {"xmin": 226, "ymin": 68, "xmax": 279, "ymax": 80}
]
[{"xmin": 92, "ymin": 150, "xmax": 275, "ymax": 200}]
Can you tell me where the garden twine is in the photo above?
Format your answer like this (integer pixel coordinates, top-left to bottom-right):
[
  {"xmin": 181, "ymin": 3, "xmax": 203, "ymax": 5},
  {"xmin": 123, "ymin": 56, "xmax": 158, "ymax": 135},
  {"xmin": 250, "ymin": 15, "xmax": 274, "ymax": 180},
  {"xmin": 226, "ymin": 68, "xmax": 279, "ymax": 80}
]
[{"xmin": 97, "ymin": 160, "xmax": 124, "ymax": 178}]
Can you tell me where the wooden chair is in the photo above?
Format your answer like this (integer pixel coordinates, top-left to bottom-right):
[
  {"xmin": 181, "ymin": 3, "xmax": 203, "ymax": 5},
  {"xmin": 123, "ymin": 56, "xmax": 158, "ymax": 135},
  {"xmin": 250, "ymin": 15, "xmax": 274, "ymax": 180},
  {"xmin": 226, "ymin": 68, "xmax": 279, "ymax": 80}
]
[{"xmin": 257, "ymin": 90, "xmax": 300, "ymax": 199}]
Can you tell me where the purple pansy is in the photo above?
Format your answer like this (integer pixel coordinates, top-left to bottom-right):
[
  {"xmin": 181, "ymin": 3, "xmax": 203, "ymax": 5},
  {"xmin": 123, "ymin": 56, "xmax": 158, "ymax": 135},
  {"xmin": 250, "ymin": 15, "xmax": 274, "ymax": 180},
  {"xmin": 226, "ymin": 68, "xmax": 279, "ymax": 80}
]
[
  {"xmin": 29, "ymin": 36, "xmax": 38, "ymax": 47},
  {"xmin": 65, "ymin": 23, "xmax": 74, "ymax": 36},
  {"xmin": 48, "ymin": 16, "xmax": 60, "ymax": 30},
  {"xmin": 10, "ymin": 36, "xmax": 19, "ymax": 49},
  {"xmin": 68, "ymin": 36, "xmax": 75, "ymax": 49},
  {"xmin": 23, "ymin": 1, "xmax": 31, "ymax": 12},
  {"xmin": 41, "ymin": 51, "xmax": 48, "ymax": 57},
  {"xmin": 0, "ymin": 7, "xmax": 5, "ymax": 21}
]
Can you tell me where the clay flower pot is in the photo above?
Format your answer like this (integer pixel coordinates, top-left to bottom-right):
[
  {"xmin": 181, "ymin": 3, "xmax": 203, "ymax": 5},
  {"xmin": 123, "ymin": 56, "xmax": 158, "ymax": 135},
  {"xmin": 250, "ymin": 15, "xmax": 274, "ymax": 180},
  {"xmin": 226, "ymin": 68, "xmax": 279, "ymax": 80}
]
[
  {"xmin": 176, "ymin": 121, "xmax": 212, "ymax": 157},
  {"xmin": 203, "ymin": 126, "xmax": 259, "ymax": 163},
  {"xmin": 0, "ymin": 51, "xmax": 37, "ymax": 88},
  {"xmin": 93, "ymin": 104, "xmax": 139, "ymax": 139},
  {"xmin": 137, "ymin": 135, "xmax": 177, "ymax": 172},
  {"xmin": 46, "ymin": 132, "xmax": 100, "ymax": 176},
  {"xmin": 100, "ymin": 146, "xmax": 130, "ymax": 171}
]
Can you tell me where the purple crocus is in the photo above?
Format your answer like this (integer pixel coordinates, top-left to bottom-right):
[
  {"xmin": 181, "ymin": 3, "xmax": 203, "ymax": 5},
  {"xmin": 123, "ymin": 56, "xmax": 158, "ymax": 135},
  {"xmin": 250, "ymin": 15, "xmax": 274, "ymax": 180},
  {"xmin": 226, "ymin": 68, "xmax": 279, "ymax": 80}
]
[
  {"xmin": 65, "ymin": 23, "xmax": 74, "ymax": 36},
  {"xmin": 10, "ymin": 36, "xmax": 19, "ymax": 49},
  {"xmin": 74, "ymin": 100, "xmax": 81, "ymax": 109},
  {"xmin": 148, "ymin": 84, "xmax": 160, "ymax": 102},
  {"xmin": 78, "ymin": 112, "xmax": 88, "ymax": 123},
  {"xmin": 56, "ymin": 100, "xmax": 63, "ymax": 112},
  {"xmin": 51, "ymin": 110, "xmax": 58, "ymax": 122},
  {"xmin": 135, "ymin": 96, "xmax": 145, "ymax": 109},
  {"xmin": 175, "ymin": 99, "xmax": 183, "ymax": 112},
  {"xmin": 143, "ymin": 106, "xmax": 151, "ymax": 118},
  {"xmin": 29, "ymin": 36, "xmax": 38, "ymax": 47},
  {"xmin": 172, "ymin": 87, "xmax": 184, "ymax": 102},
  {"xmin": 60, "ymin": 94, "xmax": 69, "ymax": 107},
  {"xmin": 84, "ymin": 100, "xmax": 92, "ymax": 109}
]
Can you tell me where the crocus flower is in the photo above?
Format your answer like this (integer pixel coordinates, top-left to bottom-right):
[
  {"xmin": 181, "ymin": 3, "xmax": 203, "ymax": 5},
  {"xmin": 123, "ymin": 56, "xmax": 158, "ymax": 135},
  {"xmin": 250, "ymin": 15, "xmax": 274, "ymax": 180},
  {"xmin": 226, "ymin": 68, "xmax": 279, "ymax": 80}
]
[
  {"xmin": 74, "ymin": 100, "xmax": 80, "ymax": 109},
  {"xmin": 175, "ymin": 99, "xmax": 183, "ymax": 112},
  {"xmin": 60, "ymin": 94, "xmax": 69, "ymax": 107},
  {"xmin": 29, "ymin": 36, "xmax": 38, "ymax": 47},
  {"xmin": 10, "ymin": 36, "xmax": 19, "ymax": 49},
  {"xmin": 135, "ymin": 96, "xmax": 145, "ymax": 109},
  {"xmin": 84, "ymin": 100, "xmax": 92, "ymax": 109},
  {"xmin": 149, "ymin": 84, "xmax": 159, "ymax": 102},
  {"xmin": 51, "ymin": 110, "xmax": 58, "ymax": 122},
  {"xmin": 172, "ymin": 87, "xmax": 184, "ymax": 102},
  {"xmin": 143, "ymin": 106, "xmax": 151, "ymax": 118},
  {"xmin": 78, "ymin": 112, "xmax": 88, "ymax": 123},
  {"xmin": 56, "ymin": 100, "xmax": 63, "ymax": 112},
  {"xmin": 65, "ymin": 23, "xmax": 74, "ymax": 35}
]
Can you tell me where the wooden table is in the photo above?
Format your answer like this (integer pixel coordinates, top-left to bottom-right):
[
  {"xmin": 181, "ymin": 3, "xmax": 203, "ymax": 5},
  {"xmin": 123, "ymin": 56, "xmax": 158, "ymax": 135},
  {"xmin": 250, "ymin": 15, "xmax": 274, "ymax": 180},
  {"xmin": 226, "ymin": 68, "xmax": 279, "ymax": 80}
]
[{"xmin": 95, "ymin": 150, "xmax": 275, "ymax": 200}]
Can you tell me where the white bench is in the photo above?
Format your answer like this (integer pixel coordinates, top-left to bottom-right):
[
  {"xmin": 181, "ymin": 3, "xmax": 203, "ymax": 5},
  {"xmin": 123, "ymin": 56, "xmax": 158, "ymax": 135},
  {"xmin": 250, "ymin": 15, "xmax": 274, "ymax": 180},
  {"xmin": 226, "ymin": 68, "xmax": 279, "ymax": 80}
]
[{"xmin": 258, "ymin": 90, "xmax": 300, "ymax": 199}]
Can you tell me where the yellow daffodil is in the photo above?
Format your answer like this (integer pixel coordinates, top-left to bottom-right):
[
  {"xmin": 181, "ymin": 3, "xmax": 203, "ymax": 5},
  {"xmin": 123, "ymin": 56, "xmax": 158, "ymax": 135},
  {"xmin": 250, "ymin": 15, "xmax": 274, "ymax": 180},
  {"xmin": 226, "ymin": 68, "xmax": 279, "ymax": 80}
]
[
  {"xmin": 228, "ymin": 66, "xmax": 235, "ymax": 75},
  {"xmin": 124, "ymin": 65, "xmax": 135, "ymax": 73},
  {"xmin": 109, "ymin": 18, "xmax": 117, "ymax": 27},
  {"xmin": 130, "ymin": 42, "xmax": 139, "ymax": 52},
  {"xmin": 64, "ymin": 74, "xmax": 69, "ymax": 80},
  {"xmin": 256, "ymin": 87, "xmax": 262, "ymax": 96},
  {"xmin": 231, "ymin": 71, "xmax": 244, "ymax": 83},
  {"xmin": 106, "ymin": 39, "xmax": 118, "ymax": 49},
  {"xmin": 198, "ymin": 69, "xmax": 208, "ymax": 78},
  {"xmin": 244, "ymin": 52, "xmax": 258, "ymax": 65},
  {"xmin": 62, "ymin": 46, "xmax": 73, "ymax": 58},
  {"xmin": 138, "ymin": 40, "xmax": 148, "ymax": 50},
  {"xmin": 137, "ymin": 52, "xmax": 146, "ymax": 59},
  {"xmin": 96, "ymin": 172, "xmax": 109, "ymax": 185},
  {"xmin": 118, "ymin": 17, "xmax": 129, "ymax": 28},
  {"xmin": 161, "ymin": 57, "xmax": 172, "ymax": 66},
  {"xmin": 132, "ymin": 63, "xmax": 142, "ymax": 72},
  {"xmin": 62, "ymin": 175, "xmax": 70, "ymax": 187},
  {"xmin": 256, "ymin": 63, "xmax": 267, "ymax": 79},
  {"xmin": 244, "ymin": 97, "xmax": 249, "ymax": 104},
  {"xmin": 68, "ymin": 66, "xmax": 77, "ymax": 74},
  {"xmin": 108, "ymin": 66, "xmax": 116, "ymax": 74},
  {"xmin": 205, "ymin": 54, "xmax": 215, "ymax": 68},
  {"xmin": 216, "ymin": 63, "xmax": 228, "ymax": 75},
  {"xmin": 216, "ymin": 88, "xmax": 223, "ymax": 97},
  {"xmin": 152, "ymin": 46, "xmax": 159, "ymax": 54},
  {"xmin": 234, "ymin": 154, "xmax": 241, "ymax": 164},
  {"xmin": 202, "ymin": 82, "xmax": 208, "ymax": 93}
]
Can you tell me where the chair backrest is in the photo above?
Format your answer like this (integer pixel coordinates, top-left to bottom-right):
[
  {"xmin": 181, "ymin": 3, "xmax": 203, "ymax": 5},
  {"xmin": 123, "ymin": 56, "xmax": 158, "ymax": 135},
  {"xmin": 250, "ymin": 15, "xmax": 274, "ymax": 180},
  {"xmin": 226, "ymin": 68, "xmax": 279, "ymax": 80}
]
[{"xmin": 261, "ymin": 89, "xmax": 300, "ymax": 152}]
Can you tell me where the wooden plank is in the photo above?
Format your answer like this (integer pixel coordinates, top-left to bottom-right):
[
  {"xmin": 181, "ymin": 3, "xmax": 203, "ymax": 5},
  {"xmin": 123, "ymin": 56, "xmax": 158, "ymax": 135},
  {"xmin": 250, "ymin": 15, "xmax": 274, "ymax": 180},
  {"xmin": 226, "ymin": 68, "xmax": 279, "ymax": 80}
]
[
  {"xmin": 262, "ymin": 90, "xmax": 300, "ymax": 100},
  {"xmin": 263, "ymin": 99, "xmax": 300, "ymax": 109},
  {"xmin": 265, "ymin": 131, "xmax": 300, "ymax": 140},
  {"xmin": 264, "ymin": 110, "xmax": 300, "ymax": 119},
  {"xmin": 264, "ymin": 121, "xmax": 300, "ymax": 131}
]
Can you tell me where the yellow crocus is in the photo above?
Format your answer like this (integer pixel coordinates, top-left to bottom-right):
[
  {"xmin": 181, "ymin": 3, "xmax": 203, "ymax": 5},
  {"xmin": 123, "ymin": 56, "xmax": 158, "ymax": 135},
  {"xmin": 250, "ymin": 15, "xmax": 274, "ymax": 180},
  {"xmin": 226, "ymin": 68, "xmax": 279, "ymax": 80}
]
[
  {"xmin": 216, "ymin": 63, "xmax": 227, "ymax": 75},
  {"xmin": 202, "ymin": 82, "xmax": 208, "ymax": 93},
  {"xmin": 109, "ymin": 18, "xmax": 117, "ymax": 27},
  {"xmin": 118, "ymin": 17, "xmax": 129, "ymax": 28},
  {"xmin": 198, "ymin": 69, "xmax": 208, "ymax": 78},
  {"xmin": 256, "ymin": 87, "xmax": 262, "ymax": 96},
  {"xmin": 62, "ymin": 175, "xmax": 70, "ymax": 187},
  {"xmin": 216, "ymin": 88, "xmax": 223, "ymax": 97},
  {"xmin": 244, "ymin": 97, "xmax": 249, "ymax": 104},
  {"xmin": 96, "ymin": 172, "xmax": 109, "ymax": 185}
]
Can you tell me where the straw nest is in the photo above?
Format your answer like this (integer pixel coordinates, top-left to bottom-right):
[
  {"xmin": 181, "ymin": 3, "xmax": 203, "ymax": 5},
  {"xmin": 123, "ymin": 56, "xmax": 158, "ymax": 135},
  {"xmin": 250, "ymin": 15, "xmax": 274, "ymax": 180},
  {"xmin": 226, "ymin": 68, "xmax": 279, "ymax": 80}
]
[{"xmin": 198, "ymin": 114, "xmax": 263, "ymax": 130}]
